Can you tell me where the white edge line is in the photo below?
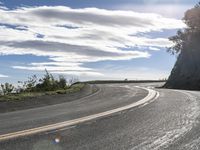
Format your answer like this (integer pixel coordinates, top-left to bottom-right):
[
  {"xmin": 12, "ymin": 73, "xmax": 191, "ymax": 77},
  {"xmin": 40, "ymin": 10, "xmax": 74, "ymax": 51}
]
[{"xmin": 0, "ymin": 86, "xmax": 159, "ymax": 141}]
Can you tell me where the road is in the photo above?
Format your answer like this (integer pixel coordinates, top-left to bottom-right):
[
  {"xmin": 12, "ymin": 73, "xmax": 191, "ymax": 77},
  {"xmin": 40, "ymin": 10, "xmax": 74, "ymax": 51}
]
[{"xmin": 1, "ymin": 83, "xmax": 200, "ymax": 150}]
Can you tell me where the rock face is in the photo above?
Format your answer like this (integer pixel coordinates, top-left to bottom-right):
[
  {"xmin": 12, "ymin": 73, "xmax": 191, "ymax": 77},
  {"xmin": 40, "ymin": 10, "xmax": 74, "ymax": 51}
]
[
  {"xmin": 164, "ymin": 4, "xmax": 200, "ymax": 90},
  {"xmin": 164, "ymin": 38, "xmax": 200, "ymax": 90}
]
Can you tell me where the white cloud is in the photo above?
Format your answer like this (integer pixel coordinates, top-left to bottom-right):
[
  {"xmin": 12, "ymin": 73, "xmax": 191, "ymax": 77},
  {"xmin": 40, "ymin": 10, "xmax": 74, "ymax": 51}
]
[
  {"xmin": 113, "ymin": 4, "xmax": 192, "ymax": 18},
  {"xmin": 0, "ymin": 6, "xmax": 185, "ymax": 28},
  {"xmin": 51, "ymin": 71, "xmax": 104, "ymax": 77},
  {"xmin": 148, "ymin": 47, "xmax": 160, "ymax": 51},
  {"xmin": 0, "ymin": 6, "xmax": 185, "ymax": 77},
  {"xmin": 0, "ymin": 74, "xmax": 8, "ymax": 78}
]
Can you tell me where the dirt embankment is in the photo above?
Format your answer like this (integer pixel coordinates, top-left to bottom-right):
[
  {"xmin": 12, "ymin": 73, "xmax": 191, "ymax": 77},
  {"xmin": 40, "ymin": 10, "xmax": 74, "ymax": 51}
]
[{"xmin": 0, "ymin": 84, "xmax": 99, "ymax": 113}]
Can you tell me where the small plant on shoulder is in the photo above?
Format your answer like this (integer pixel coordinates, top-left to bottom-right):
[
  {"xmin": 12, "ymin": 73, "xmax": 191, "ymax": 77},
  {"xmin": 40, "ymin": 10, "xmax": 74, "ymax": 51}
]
[{"xmin": 0, "ymin": 83, "xmax": 15, "ymax": 95}]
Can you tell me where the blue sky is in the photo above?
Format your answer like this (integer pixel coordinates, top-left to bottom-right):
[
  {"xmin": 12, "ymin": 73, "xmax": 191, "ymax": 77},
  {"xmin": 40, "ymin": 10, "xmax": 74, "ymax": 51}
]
[{"xmin": 0, "ymin": 0, "xmax": 198, "ymax": 83}]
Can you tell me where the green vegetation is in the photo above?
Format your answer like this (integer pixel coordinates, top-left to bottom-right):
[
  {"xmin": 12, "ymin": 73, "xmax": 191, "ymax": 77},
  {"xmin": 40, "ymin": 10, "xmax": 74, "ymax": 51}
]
[
  {"xmin": 167, "ymin": 2, "xmax": 200, "ymax": 55},
  {"xmin": 16, "ymin": 69, "xmax": 70, "ymax": 93},
  {"xmin": 0, "ymin": 83, "xmax": 14, "ymax": 95},
  {"xmin": 0, "ymin": 70, "xmax": 84, "ymax": 101},
  {"xmin": 0, "ymin": 83, "xmax": 85, "ymax": 101}
]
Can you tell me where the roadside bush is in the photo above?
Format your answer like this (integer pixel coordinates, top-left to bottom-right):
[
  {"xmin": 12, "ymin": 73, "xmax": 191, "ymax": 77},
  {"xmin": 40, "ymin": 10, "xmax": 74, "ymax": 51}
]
[
  {"xmin": 0, "ymin": 70, "xmax": 80, "ymax": 96},
  {"xmin": 58, "ymin": 75, "xmax": 67, "ymax": 89},
  {"xmin": 36, "ymin": 70, "xmax": 57, "ymax": 91},
  {"xmin": 35, "ymin": 70, "xmax": 68, "ymax": 92},
  {"xmin": 0, "ymin": 83, "xmax": 14, "ymax": 95}
]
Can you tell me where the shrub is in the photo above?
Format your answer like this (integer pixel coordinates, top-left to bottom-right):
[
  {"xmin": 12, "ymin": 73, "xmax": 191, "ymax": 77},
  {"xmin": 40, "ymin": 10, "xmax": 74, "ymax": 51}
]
[
  {"xmin": 0, "ymin": 83, "xmax": 14, "ymax": 95},
  {"xmin": 1, "ymin": 69, "xmax": 80, "ymax": 95},
  {"xmin": 58, "ymin": 75, "xmax": 67, "ymax": 89}
]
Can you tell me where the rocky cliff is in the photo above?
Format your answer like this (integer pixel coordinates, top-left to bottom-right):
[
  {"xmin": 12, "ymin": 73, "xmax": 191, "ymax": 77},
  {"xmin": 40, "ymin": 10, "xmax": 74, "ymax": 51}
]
[
  {"xmin": 164, "ymin": 34, "xmax": 200, "ymax": 90},
  {"xmin": 164, "ymin": 4, "xmax": 200, "ymax": 90}
]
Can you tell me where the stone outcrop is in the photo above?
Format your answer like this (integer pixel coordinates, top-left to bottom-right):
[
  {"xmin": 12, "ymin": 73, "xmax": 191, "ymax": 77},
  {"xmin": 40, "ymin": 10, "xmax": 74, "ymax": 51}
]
[{"xmin": 164, "ymin": 37, "xmax": 200, "ymax": 90}]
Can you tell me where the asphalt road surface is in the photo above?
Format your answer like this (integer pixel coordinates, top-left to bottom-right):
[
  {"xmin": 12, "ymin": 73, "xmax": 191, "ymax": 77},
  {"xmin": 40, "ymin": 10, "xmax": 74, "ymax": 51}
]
[{"xmin": 1, "ymin": 83, "xmax": 200, "ymax": 150}]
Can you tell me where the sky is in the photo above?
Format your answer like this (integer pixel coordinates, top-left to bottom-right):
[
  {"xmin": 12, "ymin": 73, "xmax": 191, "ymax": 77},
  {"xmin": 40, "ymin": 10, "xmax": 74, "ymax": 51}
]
[{"xmin": 0, "ymin": 0, "xmax": 198, "ymax": 83}]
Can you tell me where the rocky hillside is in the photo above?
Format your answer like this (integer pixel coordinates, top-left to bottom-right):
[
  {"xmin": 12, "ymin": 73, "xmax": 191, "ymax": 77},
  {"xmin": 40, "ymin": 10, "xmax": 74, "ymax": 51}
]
[
  {"xmin": 164, "ymin": 39, "xmax": 200, "ymax": 90},
  {"xmin": 164, "ymin": 3, "xmax": 200, "ymax": 90}
]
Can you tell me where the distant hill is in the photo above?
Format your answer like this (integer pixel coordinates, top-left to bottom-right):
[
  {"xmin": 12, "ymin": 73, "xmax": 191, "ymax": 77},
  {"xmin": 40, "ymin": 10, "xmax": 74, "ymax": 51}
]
[{"xmin": 82, "ymin": 80, "xmax": 166, "ymax": 84}]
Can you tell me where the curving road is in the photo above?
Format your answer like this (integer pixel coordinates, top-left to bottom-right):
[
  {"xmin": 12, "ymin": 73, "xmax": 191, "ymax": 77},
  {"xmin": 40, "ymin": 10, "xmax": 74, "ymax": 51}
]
[{"xmin": 1, "ymin": 83, "xmax": 200, "ymax": 150}]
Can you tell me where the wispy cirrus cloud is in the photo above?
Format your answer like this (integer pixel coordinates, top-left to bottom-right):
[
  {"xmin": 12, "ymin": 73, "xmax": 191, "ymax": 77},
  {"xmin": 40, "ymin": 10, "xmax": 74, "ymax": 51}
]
[{"xmin": 0, "ymin": 6, "xmax": 185, "ymax": 77}]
